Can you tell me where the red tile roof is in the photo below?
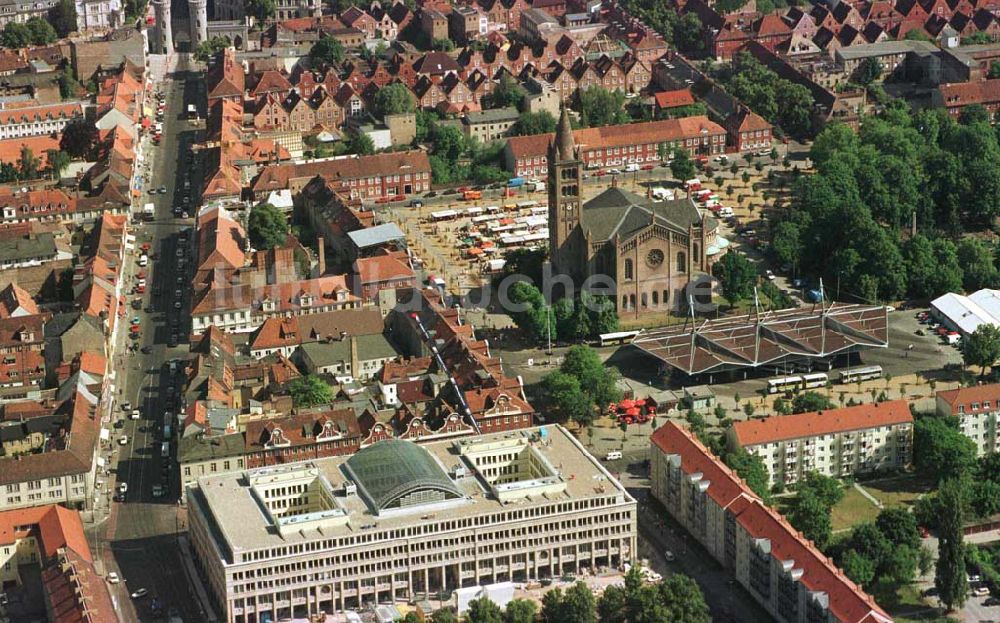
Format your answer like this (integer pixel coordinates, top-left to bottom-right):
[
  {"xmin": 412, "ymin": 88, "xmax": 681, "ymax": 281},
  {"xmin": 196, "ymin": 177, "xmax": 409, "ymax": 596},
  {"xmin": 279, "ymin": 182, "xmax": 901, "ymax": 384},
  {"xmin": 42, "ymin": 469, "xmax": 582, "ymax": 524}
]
[
  {"xmin": 653, "ymin": 88, "xmax": 696, "ymax": 109},
  {"xmin": 936, "ymin": 383, "xmax": 1000, "ymax": 415},
  {"xmin": 505, "ymin": 116, "xmax": 726, "ymax": 160},
  {"xmin": 0, "ymin": 504, "xmax": 91, "ymax": 561},
  {"xmin": 731, "ymin": 399, "xmax": 912, "ymax": 446},
  {"xmin": 652, "ymin": 421, "xmax": 893, "ymax": 623},
  {"xmin": 354, "ymin": 254, "xmax": 415, "ymax": 285},
  {"xmin": 0, "ymin": 282, "xmax": 39, "ymax": 317},
  {"xmin": 0, "ymin": 102, "xmax": 84, "ymax": 127},
  {"xmin": 251, "ymin": 150, "xmax": 432, "ymax": 193},
  {"xmin": 938, "ymin": 78, "xmax": 1000, "ymax": 108}
]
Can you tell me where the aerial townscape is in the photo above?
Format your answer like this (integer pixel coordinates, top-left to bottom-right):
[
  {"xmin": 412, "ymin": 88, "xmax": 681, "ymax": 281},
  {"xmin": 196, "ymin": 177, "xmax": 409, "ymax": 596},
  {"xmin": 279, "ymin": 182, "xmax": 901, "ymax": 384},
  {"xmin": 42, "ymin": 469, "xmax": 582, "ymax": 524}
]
[{"xmin": 4, "ymin": 0, "xmax": 1000, "ymax": 621}]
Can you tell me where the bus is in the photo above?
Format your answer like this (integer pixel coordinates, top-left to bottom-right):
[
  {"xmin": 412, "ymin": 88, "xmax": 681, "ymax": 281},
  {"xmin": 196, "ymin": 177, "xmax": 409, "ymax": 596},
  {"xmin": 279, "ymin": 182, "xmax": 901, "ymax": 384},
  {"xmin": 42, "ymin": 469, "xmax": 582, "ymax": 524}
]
[
  {"xmin": 838, "ymin": 365, "xmax": 883, "ymax": 384},
  {"xmin": 598, "ymin": 330, "xmax": 642, "ymax": 346},
  {"xmin": 802, "ymin": 372, "xmax": 829, "ymax": 389},
  {"xmin": 767, "ymin": 375, "xmax": 803, "ymax": 394}
]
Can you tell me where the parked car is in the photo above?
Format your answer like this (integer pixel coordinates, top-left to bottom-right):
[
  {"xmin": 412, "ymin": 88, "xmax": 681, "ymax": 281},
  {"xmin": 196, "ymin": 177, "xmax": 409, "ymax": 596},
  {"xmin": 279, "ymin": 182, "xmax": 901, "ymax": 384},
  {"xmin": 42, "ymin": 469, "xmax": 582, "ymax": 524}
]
[
  {"xmin": 118, "ymin": 435, "xmax": 128, "ymax": 445},
  {"xmin": 106, "ymin": 572, "xmax": 120, "ymax": 584},
  {"xmin": 130, "ymin": 588, "xmax": 148, "ymax": 599}
]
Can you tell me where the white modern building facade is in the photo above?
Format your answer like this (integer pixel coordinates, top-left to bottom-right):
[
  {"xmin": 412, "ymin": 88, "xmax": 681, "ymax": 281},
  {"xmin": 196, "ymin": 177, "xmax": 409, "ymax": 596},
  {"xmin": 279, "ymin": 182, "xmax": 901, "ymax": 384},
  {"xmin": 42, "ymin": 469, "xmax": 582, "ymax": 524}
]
[
  {"xmin": 936, "ymin": 384, "xmax": 1000, "ymax": 456},
  {"xmin": 727, "ymin": 400, "xmax": 913, "ymax": 487},
  {"xmin": 187, "ymin": 427, "xmax": 636, "ymax": 623}
]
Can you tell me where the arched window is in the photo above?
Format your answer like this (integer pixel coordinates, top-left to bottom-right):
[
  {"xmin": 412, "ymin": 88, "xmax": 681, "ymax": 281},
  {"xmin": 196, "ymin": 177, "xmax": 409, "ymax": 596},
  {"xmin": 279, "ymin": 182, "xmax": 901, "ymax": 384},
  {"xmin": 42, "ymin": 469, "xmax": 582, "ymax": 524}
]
[
  {"xmin": 652, "ymin": 291, "xmax": 659, "ymax": 306},
  {"xmin": 621, "ymin": 295, "xmax": 628, "ymax": 309},
  {"xmin": 662, "ymin": 290, "xmax": 669, "ymax": 307},
  {"xmin": 624, "ymin": 259, "xmax": 633, "ymax": 280},
  {"xmin": 641, "ymin": 293, "xmax": 648, "ymax": 308},
  {"xmin": 629, "ymin": 294, "xmax": 636, "ymax": 309},
  {"xmin": 676, "ymin": 252, "xmax": 687, "ymax": 273}
]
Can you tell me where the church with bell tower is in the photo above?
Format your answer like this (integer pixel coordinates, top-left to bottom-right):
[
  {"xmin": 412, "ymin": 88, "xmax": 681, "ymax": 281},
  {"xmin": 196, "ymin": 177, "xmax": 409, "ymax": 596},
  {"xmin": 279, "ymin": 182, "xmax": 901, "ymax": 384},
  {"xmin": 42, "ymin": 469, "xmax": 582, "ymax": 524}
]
[{"xmin": 546, "ymin": 108, "xmax": 726, "ymax": 317}]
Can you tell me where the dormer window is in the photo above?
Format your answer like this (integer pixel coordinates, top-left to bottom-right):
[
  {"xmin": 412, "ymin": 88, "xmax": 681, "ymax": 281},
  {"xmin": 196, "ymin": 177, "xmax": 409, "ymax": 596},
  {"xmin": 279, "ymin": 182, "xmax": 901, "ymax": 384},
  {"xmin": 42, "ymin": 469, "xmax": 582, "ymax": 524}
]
[
  {"xmin": 261, "ymin": 298, "xmax": 276, "ymax": 312},
  {"xmin": 300, "ymin": 292, "xmax": 312, "ymax": 307}
]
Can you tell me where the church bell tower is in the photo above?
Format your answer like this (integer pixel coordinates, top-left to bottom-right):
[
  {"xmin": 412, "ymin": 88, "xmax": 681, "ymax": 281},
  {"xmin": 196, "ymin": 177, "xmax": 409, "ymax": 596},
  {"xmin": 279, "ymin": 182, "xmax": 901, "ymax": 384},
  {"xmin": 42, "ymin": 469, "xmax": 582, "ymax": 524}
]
[{"xmin": 548, "ymin": 107, "xmax": 583, "ymax": 283}]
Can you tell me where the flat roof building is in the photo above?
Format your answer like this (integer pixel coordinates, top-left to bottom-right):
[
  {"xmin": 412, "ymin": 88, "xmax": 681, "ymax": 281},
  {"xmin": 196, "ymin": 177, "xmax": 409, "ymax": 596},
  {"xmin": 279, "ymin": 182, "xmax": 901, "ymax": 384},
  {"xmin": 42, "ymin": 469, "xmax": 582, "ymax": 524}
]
[
  {"xmin": 188, "ymin": 426, "xmax": 636, "ymax": 623},
  {"xmin": 930, "ymin": 288, "xmax": 1000, "ymax": 336}
]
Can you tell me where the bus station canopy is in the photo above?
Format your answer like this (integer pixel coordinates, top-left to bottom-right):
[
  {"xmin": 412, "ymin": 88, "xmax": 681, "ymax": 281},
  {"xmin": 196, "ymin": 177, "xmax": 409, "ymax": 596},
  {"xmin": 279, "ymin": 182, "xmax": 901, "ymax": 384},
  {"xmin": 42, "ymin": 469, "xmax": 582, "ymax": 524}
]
[{"xmin": 631, "ymin": 304, "xmax": 889, "ymax": 376}]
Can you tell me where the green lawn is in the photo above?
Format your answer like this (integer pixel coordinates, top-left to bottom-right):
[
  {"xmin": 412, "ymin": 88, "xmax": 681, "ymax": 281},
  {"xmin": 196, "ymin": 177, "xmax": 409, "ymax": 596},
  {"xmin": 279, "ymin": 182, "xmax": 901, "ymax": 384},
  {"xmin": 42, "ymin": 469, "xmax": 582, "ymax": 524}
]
[
  {"xmin": 862, "ymin": 475, "xmax": 935, "ymax": 509},
  {"xmin": 830, "ymin": 486, "xmax": 881, "ymax": 532}
]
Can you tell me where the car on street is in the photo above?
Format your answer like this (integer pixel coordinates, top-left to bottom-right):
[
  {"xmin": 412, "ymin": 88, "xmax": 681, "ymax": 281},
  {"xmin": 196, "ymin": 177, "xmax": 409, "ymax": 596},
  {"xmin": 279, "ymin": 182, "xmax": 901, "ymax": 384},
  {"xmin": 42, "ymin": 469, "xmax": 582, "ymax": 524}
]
[
  {"xmin": 764, "ymin": 270, "xmax": 776, "ymax": 281},
  {"xmin": 118, "ymin": 482, "xmax": 128, "ymax": 494},
  {"xmin": 152, "ymin": 484, "xmax": 166, "ymax": 498},
  {"xmin": 664, "ymin": 550, "xmax": 675, "ymax": 562},
  {"xmin": 130, "ymin": 588, "xmax": 148, "ymax": 599},
  {"xmin": 168, "ymin": 335, "xmax": 178, "ymax": 348},
  {"xmin": 158, "ymin": 186, "xmax": 167, "ymax": 194},
  {"xmin": 973, "ymin": 586, "xmax": 990, "ymax": 597},
  {"xmin": 121, "ymin": 402, "xmax": 131, "ymax": 412},
  {"xmin": 141, "ymin": 345, "xmax": 153, "ymax": 354},
  {"xmin": 118, "ymin": 435, "xmax": 128, "ymax": 445},
  {"xmin": 106, "ymin": 572, "xmax": 120, "ymax": 584},
  {"xmin": 130, "ymin": 409, "xmax": 141, "ymax": 420},
  {"xmin": 173, "ymin": 301, "xmax": 181, "ymax": 309}
]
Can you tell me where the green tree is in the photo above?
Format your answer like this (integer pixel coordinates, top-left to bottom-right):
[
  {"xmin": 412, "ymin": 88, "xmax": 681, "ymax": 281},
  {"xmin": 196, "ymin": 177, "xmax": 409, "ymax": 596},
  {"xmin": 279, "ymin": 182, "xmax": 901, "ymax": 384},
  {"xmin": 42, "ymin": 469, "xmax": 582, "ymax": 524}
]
[
  {"xmin": 957, "ymin": 238, "xmax": 998, "ymax": 291},
  {"xmin": 913, "ymin": 416, "xmax": 978, "ymax": 482},
  {"xmin": 711, "ymin": 251, "xmax": 756, "ymax": 308},
  {"xmin": 467, "ymin": 597, "xmax": 503, "ymax": 623},
  {"xmin": 487, "ymin": 73, "xmax": 526, "ymax": 109},
  {"xmin": 17, "ymin": 146, "xmax": 38, "ymax": 181},
  {"xmin": 45, "ymin": 150, "xmax": 70, "ymax": 179},
  {"xmin": 657, "ymin": 574, "xmax": 712, "ymax": 623},
  {"xmin": 512, "ymin": 110, "xmax": 557, "ymax": 136},
  {"xmin": 373, "ymin": 83, "xmax": 415, "ymax": 118},
  {"xmin": 287, "ymin": 374, "xmax": 334, "ymax": 407},
  {"xmin": 840, "ymin": 549, "xmax": 877, "ymax": 586},
  {"xmin": 723, "ymin": 447, "xmax": 771, "ymax": 501},
  {"xmin": 347, "ymin": 130, "xmax": 375, "ymax": 155},
  {"xmin": 903, "ymin": 235, "xmax": 963, "ymax": 299},
  {"xmin": 24, "ymin": 17, "xmax": 57, "ymax": 45},
  {"xmin": 194, "ymin": 36, "xmax": 231, "ymax": 62},
  {"xmin": 935, "ymin": 477, "xmax": 968, "ymax": 611},
  {"xmin": 309, "ymin": 34, "xmax": 345, "ymax": 67},
  {"xmin": 575, "ymin": 86, "xmax": 629, "ymax": 127},
  {"xmin": 904, "ymin": 28, "xmax": 933, "ymax": 41},
  {"xmin": 670, "ymin": 149, "xmax": 697, "ymax": 181},
  {"xmin": 538, "ymin": 371, "xmax": 593, "ymax": 425},
  {"xmin": 48, "ymin": 0, "xmax": 77, "ymax": 37},
  {"xmin": 854, "ymin": 57, "xmax": 883, "ymax": 86},
  {"xmin": 963, "ymin": 323, "xmax": 1000, "ymax": 376},
  {"xmin": 789, "ymin": 488, "xmax": 834, "ymax": 549},
  {"xmin": 791, "ymin": 391, "xmax": 834, "ymax": 413},
  {"xmin": 57, "ymin": 67, "xmax": 83, "ymax": 99},
  {"xmin": 503, "ymin": 599, "xmax": 537, "ymax": 623},
  {"xmin": 959, "ymin": 104, "xmax": 990, "ymax": 126},
  {"xmin": 247, "ymin": 202, "xmax": 288, "ymax": 249},
  {"xmin": 991, "ymin": 61, "xmax": 1000, "ymax": 79},
  {"xmin": 432, "ymin": 124, "xmax": 467, "ymax": 162},
  {"xmin": 1, "ymin": 22, "xmax": 30, "ymax": 48},
  {"xmin": 673, "ymin": 12, "xmax": 705, "ymax": 52},
  {"xmin": 876, "ymin": 507, "xmax": 922, "ymax": 551},
  {"xmin": 245, "ymin": 0, "xmax": 276, "ymax": 21},
  {"xmin": 402, "ymin": 614, "xmax": 421, "ymax": 623},
  {"xmin": 769, "ymin": 220, "xmax": 803, "ymax": 274},
  {"xmin": 561, "ymin": 345, "xmax": 621, "ymax": 408},
  {"xmin": 432, "ymin": 610, "xmax": 459, "ymax": 623},
  {"xmin": 799, "ymin": 471, "xmax": 845, "ymax": 509}
]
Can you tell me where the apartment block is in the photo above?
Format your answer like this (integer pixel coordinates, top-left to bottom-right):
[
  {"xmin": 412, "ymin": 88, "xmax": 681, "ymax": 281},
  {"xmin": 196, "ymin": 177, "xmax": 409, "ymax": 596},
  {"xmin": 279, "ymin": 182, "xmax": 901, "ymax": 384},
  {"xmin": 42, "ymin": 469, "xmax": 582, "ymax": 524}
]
[
  {"xmin": 650, "ymin": 421, "xmax": 893, "ymax": 623},
  {"xmin": 936, "ymin": 384, "xmax": 1000, "ymax": 456},
  {"xmin": 188, "ymin": 426, "xmax": 636, "ymax": 623},
  {"xmin": 727, "ymin": 400, "xmax": 913, "ymax": 487}
]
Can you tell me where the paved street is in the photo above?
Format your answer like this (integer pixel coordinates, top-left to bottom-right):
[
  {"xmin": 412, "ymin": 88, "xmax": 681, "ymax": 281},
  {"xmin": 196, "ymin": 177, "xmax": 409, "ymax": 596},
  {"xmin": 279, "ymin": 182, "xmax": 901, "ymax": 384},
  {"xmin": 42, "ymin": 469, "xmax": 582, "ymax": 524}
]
[{"xmin": 84, "ymin": 52, "xmax": 208, "ymax": 623}]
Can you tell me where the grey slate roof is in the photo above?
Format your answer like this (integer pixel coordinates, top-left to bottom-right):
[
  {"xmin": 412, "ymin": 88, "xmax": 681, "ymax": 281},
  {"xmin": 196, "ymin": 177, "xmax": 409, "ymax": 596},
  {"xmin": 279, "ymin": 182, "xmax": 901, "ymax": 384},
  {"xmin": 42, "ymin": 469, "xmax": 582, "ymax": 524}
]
[
  {"xmin": 347, "ymin": 223, "xmax": 406, "ymax": 250},
  {"xmin": 581, "ymin": 187, "xmax": 701, "ymax": 242},
  {"xmin": 178, "ymin": 432, "xmax": 246, "ymax": 464},
  {"xmin": 298, "ymin": 334, "xmax": 398, "ymax": 368},
  {"xmin": 0, "ymin": 232, "xmax": 56, "ymax": 263}
]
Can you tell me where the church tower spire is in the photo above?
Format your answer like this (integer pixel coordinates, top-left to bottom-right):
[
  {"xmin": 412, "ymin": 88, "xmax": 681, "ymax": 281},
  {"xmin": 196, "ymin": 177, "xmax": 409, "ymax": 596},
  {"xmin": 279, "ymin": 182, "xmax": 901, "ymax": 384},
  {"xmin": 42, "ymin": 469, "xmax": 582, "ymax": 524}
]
[{"xmin": 548, "ymin": 106, "xmax": 583, "ymax": 284}]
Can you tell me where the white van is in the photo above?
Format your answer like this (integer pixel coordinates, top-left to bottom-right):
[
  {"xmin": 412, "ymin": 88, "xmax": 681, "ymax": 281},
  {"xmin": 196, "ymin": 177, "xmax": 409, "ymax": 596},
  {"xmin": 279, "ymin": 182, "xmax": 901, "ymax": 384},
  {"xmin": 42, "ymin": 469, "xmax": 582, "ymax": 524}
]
[
  {"xmin": 605, "ymin": 451, "xmax": 623, "ymax": 461},
  {"xmin": 160, "ymin": 442, "xmax": 170, "ymax": 458},
  {"xmin": 625, "ymin": 163, "xmax": 639, "ymax": 172}
]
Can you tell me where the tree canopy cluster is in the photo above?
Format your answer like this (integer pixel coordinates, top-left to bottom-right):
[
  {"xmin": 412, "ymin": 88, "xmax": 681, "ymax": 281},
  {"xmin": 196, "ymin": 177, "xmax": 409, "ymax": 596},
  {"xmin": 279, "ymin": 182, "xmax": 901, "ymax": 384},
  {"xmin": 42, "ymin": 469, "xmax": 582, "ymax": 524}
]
[
  {"xmin": 1, "ymin": 17, "xmax": 57, "ymax": 48},
  {"xmin": 373, "ymin": 82, "xmax": 415, "ymax": 118},
  {"xmin": 506, "ymin": 281, "xmax": 618, "ymax": 344},
  {"xmin": 247, "ymin": 203, "xmax": 288, "ymax": 250},
  {"xmin": 287, "ymin": 374, "xmax": 334, "ymax": 408},
  {"xmin": 914, "ymin": 424, "xmax": 1000, "ymax": 527},
  {"xmin": 422, "ymin": 114, "xmax": 508, "ymax": 185},
  {"xmin": 538, "ymin": 345, "xmax": 622, "ymax": 426},
  {"xmin": 573, "ymin": 86, "xmax": 631, "ymax": 127},
  {"xmin": 598, "ymin": 567, "xmax": 711, "ymax": 623},
  {"xmin": 194, "ymin": 36, "xmax": 231, "ymax": 63},
  {"xmin": 309, "ymin": 34, "xmax": 346, "ymax": 67},
  {"xmin": 786, "ymin": 472, "xmax": 845, "ymax": 549},
  {"xmin": 831, "ymin": 507, "xmax": 931, "ymax": 591},
  {"xmin": 617, "ymin": 0, "xmax": 704, "ymax": 53},
  {"xmin": 770, "ymin": 108, "xmax": 1000, "ymax": 304},
  {"xmin": 726, "ymin": 52, "xmax": 815, "ymax": 138}
]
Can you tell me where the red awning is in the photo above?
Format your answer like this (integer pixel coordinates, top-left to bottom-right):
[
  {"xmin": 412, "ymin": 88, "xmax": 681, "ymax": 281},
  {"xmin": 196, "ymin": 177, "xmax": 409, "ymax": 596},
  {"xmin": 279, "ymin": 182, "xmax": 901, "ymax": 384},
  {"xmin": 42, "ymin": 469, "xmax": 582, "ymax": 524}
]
[{"xmin": 141, "ymin": 118, "xmax": 152, "ymax": 128}]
